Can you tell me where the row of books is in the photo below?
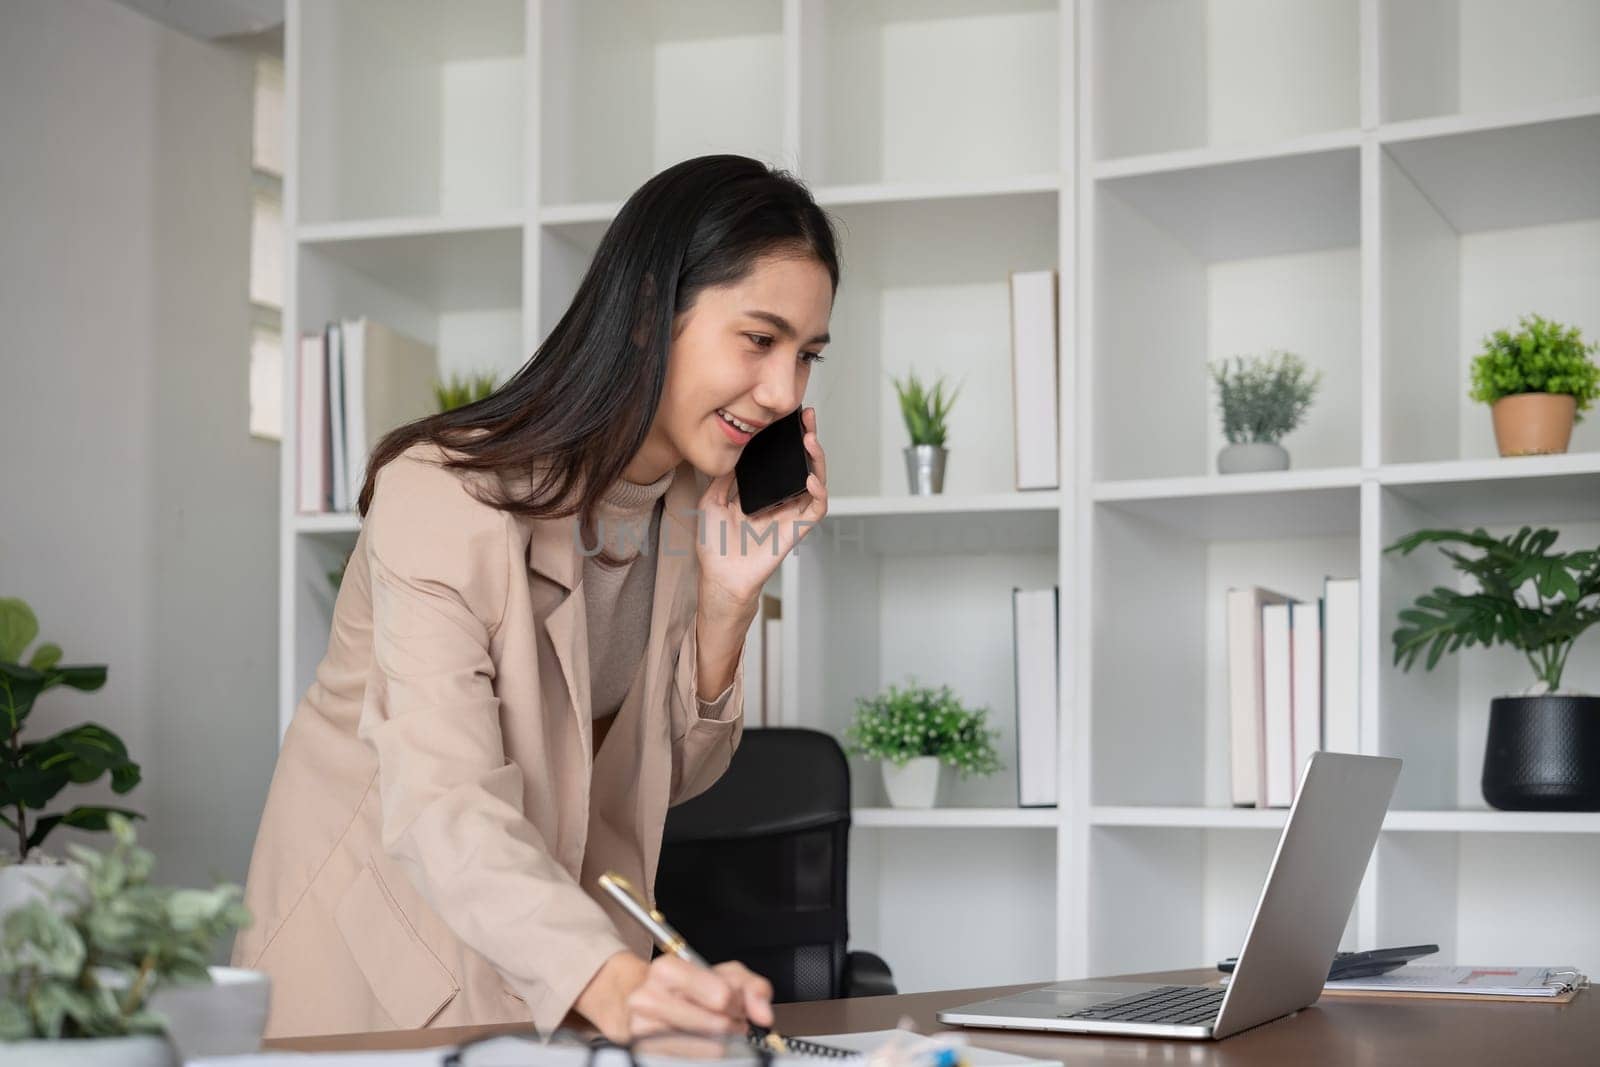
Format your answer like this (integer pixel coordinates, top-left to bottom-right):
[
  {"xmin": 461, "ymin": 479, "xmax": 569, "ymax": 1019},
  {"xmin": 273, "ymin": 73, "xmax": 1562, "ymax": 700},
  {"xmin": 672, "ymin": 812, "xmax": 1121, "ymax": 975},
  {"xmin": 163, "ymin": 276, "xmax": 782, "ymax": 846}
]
[
  {"xmin": 1227, "ymin": 578, "xmax": 1360, "ymax": 808},
  {"xmin": 297, "ymin": 317, "xmax": 437, "ymax": 514},
  {"xmin": 1008, "ymin": 270, "xmax": 1060, "ymax": 491}
]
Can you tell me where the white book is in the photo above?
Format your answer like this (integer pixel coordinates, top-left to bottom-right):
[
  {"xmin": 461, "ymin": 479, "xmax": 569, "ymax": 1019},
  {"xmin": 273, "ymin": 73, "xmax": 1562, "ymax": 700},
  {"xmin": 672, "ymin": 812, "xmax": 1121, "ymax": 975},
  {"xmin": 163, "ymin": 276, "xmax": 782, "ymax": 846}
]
[
  {"xmin": 1226, "ymin": 586, "xmax": 1292, "ymax": 807},
  {"xmin": 325, "ymin": 321, "xmax": 348, "ymax": 513},
  {"xmin": 1323, "ymin": 577, "xmax": 1360, "ymax": 754},
  {"xmin": 340, "ymin": 317, "xmax": 439, "ymax": 510},
  {"xmin": 1009, "ymin": 270, "xmax": 1059, "ymax": 490},
  {"xmin": 1291, "ymin": 598, "xmax": 1324, "ymax": 787},
  {"xmin": 296, "ymin": 332, "xmax": 325, "ymax": 514},
  {"xmin": 763, "ymin": 616, "xmax": 783, "ymax": 727},
  {"xmin": 743, "ymin": 610, "xmax": 765, "ymax": 727},
  {"xmin": 1261, "ymin": 602, "xmax": 1295, "ymax": 808},
  {"xmin": 1012, "ymin": 587, "xmax": 1059, "ymax": 807}
]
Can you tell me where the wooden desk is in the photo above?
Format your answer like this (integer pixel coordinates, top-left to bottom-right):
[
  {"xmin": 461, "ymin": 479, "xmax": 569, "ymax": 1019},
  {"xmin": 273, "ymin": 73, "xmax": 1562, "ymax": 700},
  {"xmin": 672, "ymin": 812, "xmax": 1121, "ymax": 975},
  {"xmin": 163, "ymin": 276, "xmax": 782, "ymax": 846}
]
[{"xmin": 263, "ymin": 969, "xmax": 1597, "ymax": 1065}]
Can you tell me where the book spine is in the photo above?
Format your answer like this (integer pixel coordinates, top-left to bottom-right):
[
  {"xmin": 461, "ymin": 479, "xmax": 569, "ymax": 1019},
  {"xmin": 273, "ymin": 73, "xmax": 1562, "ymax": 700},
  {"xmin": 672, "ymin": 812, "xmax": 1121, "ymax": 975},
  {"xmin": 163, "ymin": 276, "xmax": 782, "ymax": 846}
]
[
  {"xmin": 1262, "ymin": 602, "xmax": 1294, "ymax": 808},
  {"xmin": 1324, "ymin": 577, "xmax": 1360, "ymax": 754},
  {"xmin": 1014, "ymin": 586, "xmax": 1059, "ymax": 807}
]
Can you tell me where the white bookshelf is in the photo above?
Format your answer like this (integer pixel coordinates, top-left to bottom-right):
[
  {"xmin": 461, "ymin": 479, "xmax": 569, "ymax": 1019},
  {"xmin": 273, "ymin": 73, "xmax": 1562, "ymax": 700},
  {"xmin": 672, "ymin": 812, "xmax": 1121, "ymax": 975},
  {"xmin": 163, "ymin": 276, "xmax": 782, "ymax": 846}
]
[
  {"xmin": 1071, "ymin": 0, "xmax": 1600, "ymax": 984},
  {"xmin": 278, "ymin": 0, "xmax": 1600, "ymax": 1001}
]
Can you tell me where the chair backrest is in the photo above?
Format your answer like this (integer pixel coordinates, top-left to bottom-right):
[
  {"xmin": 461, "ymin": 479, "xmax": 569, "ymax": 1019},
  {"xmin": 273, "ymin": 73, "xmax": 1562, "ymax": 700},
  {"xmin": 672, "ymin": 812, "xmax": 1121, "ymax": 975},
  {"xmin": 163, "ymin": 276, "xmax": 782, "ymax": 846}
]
[{"xmin": 655, "ymin": 728, "xmax": 852, "ymax": 1003}]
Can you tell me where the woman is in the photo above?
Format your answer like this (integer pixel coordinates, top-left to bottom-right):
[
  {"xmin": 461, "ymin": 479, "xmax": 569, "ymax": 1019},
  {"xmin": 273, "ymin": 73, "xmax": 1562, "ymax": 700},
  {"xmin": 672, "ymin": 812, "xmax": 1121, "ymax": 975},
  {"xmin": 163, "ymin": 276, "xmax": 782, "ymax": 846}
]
[{"xmin": 234, "ymin": 155, "xmax": 837, "ymax": 1042}]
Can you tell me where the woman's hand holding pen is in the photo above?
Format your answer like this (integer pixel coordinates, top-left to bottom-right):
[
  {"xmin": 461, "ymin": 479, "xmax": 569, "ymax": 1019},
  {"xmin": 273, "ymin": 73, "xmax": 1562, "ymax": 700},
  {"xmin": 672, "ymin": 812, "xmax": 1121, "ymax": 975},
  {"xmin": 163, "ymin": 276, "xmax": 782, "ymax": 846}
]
[{"xmin": 576, "ymin": 950, "xmax": 774, "ymax": 1042}]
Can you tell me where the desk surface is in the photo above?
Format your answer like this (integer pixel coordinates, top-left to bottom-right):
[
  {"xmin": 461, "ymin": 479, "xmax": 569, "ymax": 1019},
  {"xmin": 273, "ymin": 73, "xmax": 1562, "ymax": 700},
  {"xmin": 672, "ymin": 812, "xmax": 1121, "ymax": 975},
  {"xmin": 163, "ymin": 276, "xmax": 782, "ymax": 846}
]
[{"xmin": 263, "ymin": 969, "xmax": 1597, "ymax": 1066}]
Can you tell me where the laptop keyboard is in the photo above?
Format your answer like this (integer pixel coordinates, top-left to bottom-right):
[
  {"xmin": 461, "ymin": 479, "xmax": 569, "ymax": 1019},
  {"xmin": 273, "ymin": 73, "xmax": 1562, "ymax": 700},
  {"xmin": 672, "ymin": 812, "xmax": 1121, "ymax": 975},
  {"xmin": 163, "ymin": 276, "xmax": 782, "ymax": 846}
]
[{"xmin": 1062, "ymin": 985, "xmax": 1225, "ymax": 1027}]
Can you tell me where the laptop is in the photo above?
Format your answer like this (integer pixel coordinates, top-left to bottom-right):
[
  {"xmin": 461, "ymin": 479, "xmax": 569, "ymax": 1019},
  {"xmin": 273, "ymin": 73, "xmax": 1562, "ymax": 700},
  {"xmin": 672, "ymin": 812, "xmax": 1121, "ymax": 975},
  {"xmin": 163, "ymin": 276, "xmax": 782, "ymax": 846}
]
[{"xmin": 937, "ymin": 751, "xmax": 1401, "ymax": 1040}]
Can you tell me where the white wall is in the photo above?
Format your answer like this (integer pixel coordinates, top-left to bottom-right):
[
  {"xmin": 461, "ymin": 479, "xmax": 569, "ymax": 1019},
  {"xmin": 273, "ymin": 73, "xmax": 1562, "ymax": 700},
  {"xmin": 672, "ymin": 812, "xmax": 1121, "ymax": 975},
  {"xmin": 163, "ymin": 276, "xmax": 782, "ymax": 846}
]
[{"xmin": 0, "ymin": 0, "xmax": 277, "ymax": 895}]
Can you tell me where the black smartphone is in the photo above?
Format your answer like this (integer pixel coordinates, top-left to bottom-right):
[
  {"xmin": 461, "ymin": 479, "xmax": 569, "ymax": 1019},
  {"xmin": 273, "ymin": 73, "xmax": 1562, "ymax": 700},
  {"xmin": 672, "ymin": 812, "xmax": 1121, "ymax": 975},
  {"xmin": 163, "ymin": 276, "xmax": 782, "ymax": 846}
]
[{"xmin": 734, "ymin": 407, "xmax": 812, "ymax": 516}]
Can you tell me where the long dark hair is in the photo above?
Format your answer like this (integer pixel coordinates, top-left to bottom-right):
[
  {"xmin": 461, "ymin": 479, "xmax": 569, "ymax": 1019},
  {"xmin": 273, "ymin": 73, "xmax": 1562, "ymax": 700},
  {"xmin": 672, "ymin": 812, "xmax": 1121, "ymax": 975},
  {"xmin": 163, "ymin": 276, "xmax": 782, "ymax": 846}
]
[{"xmin": 356, "ymin": 155, "xmax": 841, "ymax": 566}]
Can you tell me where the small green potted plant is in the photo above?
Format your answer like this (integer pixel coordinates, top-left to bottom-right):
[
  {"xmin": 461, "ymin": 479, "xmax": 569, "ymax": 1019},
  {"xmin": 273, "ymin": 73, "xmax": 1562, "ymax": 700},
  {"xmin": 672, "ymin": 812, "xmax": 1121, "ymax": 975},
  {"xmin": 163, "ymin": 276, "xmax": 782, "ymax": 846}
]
[
  {"xmin": 432, "ymin": 370, "xmax": 500, "ymax": 413},
  {"xmin": 0, "ymin": 815, "xmax": 258, "ymax": 1065},
  {"xmin": 1386, "ymin": 526, "xmax": 1600, "ymax": 811},
  {"xmin": 1469, "ymin": 314, "xmax": 1599, "ymax": 457},
  {"xmin": 0, "ymin": 597, "xmax": 141, "ymax": 915},
  {"xmin": 891, "ymin": 369, "xmax": 961, "ymax": 495},
  {"xmin": 1207, "ymin": 351, "xmax": 1321, "ymax": 474},
  {"xmin": 844, "ymin": 680, "xmax": 1002, "ymax": 808}
]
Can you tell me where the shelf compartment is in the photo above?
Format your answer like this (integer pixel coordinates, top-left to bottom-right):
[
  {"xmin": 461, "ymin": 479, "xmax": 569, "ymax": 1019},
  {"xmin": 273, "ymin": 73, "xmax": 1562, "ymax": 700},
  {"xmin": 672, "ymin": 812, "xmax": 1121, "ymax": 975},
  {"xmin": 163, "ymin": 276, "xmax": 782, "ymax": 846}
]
[
  {"xmin": 850, "ymin": 828, "xmax": 1057, "ymax": 993},
  {"xmin": 1379, "ymin": 0, "xmax": 1600, "ymax": 125},
  {"xmin": 811, "ymin": 190, "xmax": 1059, "ymax": 497},
  {"xmin": 538, "ymin": 0, "xmax": 785, "ymax": 207},
  {"xmin": 1091, "ymin": 148, "xmax": 1361, "ymax": 482},
  {"xmin": 1376, "ymin": 490, "xmax": 1600, "ymax": 810},
  {"xmin": 1378, "ymin": 115, "xmax": 1600, "ymax": 465},
  {"xmin": 297, "ymin": 0, "xmax": 524, "ymax": 224},
  {"xmin": 793, "ymin": 541, "xmax": 1058, "ymax": 812},
  {"xmin": 1381, "ymin": 454, "xmax": 1600, "ymax": 527},
  {"xmin": 1089, "ymin": 0, "xmax": 1358, "ymax": 162},
  {"xmin": 804, "ymin": 0, "xmax": 1059, "ymax": 188},
  {"xmin": 1089, "ymin": 504, "xmax": 1360, "ymax": 809},
  {"xmin": 297, "ymin": 226, "xmax": 525, "ymax": 386},
  {"xmin": 1088, "ymin": 825, "xmax": 1360, "ymax": 977}
]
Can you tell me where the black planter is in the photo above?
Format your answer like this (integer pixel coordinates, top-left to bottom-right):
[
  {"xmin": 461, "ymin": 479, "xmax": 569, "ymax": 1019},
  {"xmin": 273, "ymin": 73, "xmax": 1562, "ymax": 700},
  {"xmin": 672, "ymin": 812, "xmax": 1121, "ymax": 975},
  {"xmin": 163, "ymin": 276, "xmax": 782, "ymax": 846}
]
[{"xmin": 1481, "ymin": 695, "xmax": 1600, "ymax": 811}]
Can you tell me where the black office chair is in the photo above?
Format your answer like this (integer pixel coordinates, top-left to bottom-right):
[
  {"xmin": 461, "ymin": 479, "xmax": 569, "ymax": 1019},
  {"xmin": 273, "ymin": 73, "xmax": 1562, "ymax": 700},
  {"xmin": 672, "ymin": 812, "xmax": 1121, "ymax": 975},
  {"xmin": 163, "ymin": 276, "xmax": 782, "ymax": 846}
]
[{"xmin": 655, "ymin": 727, "xmax": 896, "ymax": 1003}]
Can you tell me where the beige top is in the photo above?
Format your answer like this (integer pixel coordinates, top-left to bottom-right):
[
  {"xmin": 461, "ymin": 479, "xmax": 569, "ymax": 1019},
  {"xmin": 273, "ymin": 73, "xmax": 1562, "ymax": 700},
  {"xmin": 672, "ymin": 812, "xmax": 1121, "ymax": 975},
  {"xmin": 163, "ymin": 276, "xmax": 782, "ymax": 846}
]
[
  {"xmin": 584, "ymin": 470, "xmax": 735, "ymax": 721},
  {"xmin": 232, "ymin": 442, "xmax": 748, "ymax": 1039}
]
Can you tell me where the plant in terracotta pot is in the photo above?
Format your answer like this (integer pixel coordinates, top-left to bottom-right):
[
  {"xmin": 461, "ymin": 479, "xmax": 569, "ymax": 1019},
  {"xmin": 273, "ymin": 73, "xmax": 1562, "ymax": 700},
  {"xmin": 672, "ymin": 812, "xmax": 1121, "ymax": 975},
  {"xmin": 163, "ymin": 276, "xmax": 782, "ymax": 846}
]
[
  {"xmin": 1386, "ymin": 526, "xmax": 1600, "ymax": 811},
  {"xmin": 1207, "ymin": 351, "xmax": 1321, "ymax": 474},
  {"xmin": 891, "ymin": 369, "xmax": 961, "ymax": 495},
  {"xmin": 1469, "ymin": 314, "xmax": 1599, "ymax": 457},
  {"xmin": 0, "ymin": 814, "xmax": 258, "ymax": 1065},
  {"xmin": 844, "ymin": 680, "xmax": 1002, "ymax": 808},
  {"xmin": 0, "ymin": 597, "xmax": 142, "ymax": 918}
]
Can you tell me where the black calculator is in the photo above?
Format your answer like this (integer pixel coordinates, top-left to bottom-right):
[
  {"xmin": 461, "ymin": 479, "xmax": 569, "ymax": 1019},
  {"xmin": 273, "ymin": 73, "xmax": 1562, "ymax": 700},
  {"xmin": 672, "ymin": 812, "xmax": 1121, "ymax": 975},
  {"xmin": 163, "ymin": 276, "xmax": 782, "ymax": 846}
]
[{"xmin": 1218, "ymin": 943, "xmax": 1439, "ymax": 981}]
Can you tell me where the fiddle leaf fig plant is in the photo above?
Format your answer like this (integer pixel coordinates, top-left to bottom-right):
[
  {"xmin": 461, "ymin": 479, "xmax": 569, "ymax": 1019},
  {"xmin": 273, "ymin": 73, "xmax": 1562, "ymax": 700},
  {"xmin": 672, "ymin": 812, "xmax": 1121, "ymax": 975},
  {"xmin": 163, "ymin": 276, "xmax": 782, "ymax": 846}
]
[
  {"xmin": 0, "ymin": 814, "xmax": 251, "ymax": 1040},
  {"xmin": 1384, "ymin": 527, "xmax": 1600, "ymax": 694},
  {"xmin": 0, "ymin": 597, "xmax": 142, "ymax": 861}
]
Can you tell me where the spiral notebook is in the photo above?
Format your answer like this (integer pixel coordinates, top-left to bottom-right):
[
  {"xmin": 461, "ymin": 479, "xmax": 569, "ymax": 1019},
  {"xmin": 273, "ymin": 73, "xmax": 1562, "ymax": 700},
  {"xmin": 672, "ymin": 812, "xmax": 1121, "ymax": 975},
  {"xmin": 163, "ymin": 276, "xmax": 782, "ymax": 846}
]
[{"xmin": 1322, "ymin": 964, "xmax": 1588, "ymax": 1002}]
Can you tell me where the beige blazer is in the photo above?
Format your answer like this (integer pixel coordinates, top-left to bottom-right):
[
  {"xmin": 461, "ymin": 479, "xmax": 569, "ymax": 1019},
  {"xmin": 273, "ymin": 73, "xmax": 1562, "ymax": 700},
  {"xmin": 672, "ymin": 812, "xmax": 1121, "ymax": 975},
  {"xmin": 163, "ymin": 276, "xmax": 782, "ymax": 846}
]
[{"xmin": 233, "ymin": 441, "xmax": 746, "ymax": 1038}]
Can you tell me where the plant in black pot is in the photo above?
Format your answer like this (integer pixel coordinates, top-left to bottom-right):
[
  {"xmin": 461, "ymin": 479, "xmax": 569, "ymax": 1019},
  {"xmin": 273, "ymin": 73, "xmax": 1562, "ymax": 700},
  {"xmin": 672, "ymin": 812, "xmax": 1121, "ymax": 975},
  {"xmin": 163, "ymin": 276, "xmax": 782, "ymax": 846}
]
[{"xmin": 1385, "ymin": 526, "xmax": 1600, "ymax": 811}]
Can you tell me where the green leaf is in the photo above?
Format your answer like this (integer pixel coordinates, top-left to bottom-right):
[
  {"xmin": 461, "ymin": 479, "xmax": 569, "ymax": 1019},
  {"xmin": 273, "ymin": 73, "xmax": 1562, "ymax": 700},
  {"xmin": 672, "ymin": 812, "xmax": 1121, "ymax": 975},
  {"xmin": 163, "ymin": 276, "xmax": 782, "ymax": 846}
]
[
  {"xmin": 26, "ymin": 805, "xmax": 145, "ymax": 852},
  {"xmin": 27, "ymin": 643, "xmax": 62, "ymax": 672},
  {"xmin": 0, "ymin": 598, "xmax": 40, "ymax": 664}
]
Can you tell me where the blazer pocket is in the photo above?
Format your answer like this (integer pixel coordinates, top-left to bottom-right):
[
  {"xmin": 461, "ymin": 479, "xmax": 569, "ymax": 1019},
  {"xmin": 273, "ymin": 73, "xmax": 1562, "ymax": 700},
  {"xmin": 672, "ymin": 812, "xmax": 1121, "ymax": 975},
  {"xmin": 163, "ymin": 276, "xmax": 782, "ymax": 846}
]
[{"xmin": 333, "ymin": 863, "xmax": 459, "ymax": 1029}]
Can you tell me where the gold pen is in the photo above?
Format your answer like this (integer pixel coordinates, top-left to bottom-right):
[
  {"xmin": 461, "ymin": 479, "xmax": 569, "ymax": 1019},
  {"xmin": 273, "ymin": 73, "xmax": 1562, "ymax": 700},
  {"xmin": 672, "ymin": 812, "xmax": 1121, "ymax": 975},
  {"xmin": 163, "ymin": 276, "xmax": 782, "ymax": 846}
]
[{"xmin": 598, "ymin": 871, "xmax": 805, "ymax": 1055}]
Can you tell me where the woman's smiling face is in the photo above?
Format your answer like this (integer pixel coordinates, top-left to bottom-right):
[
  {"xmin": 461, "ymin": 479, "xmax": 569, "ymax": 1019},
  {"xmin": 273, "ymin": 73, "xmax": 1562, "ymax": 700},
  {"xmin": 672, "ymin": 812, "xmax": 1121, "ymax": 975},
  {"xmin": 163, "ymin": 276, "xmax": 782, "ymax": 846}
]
[{"xmin": 625, "ymin": 249, "xmax": 834, "ymax": 483}]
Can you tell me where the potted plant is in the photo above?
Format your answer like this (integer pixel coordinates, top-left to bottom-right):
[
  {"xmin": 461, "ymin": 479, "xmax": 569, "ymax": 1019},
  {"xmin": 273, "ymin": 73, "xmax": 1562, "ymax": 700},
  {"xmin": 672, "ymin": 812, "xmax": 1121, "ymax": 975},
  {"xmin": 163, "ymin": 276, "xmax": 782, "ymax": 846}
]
[
  {"xmin": 1207, "ymin": 351, "xmax": 1321, "ymax": 474},
  {"xmin": 0, "ymin": 597, "xmax": 141, "ymax": 916},
  {"xmin": 1386, "ymin": 526, "xmax": 1600, "ymax": 811},
  {"xmin": 844, "ymin": 680, "xmax": 1002, "ymax": 808},
  {"xmin": 432, "ymin": 370, "xmax": 500, "ymax": 413},
  {"xmin": 1469, "ymin": 314, "xmax": 1599, "ymax": 457},
  {"xmin": 891, "ymin": 369, "xmax": 961, "ymax": 495},
  {"xmin": 0, "ymin": 815, "xmax": 258, "ymax": 1065}
]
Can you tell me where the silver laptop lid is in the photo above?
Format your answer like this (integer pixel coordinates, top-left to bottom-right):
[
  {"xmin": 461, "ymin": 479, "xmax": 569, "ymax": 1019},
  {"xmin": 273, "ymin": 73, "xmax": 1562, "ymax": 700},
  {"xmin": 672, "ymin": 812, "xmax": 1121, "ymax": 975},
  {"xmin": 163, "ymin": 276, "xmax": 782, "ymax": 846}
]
[{"xmin": 1212, "ymin": 751, "xmax": 1401, "ymax": 1039}]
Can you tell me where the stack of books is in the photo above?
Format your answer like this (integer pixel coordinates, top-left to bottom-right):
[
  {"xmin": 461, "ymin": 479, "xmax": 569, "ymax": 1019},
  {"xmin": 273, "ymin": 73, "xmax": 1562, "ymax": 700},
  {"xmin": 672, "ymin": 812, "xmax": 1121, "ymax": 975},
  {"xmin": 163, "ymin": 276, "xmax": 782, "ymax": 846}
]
[
  {"xmin": 1227, "ymin": 578, "xmax": 1360, "ymax": 808},
  {"xmin": 296, "ymin": 317, "xmax": 437, "ymax": 514}
]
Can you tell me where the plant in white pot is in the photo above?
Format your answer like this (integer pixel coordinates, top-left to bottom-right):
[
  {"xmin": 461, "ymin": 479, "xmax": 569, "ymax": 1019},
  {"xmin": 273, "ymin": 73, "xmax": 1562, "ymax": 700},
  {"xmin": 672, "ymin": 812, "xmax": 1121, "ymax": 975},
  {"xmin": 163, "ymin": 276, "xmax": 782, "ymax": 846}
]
[
  {"xmin": 1207, "ymin": 351, "xmax": 1321, "ymax": 474},
  {"xmin": 1469, "ymin": 314, "xmax": 1599, "ymax": 457},
  {"xmin": 0, "ymin": 597, "xmax": 142, "ymax": 916},
  {"xmin": 0, "ymin": 815, "xmax": 256, "ymax": 1064},
  {"xmin": 1386, "ymin": 525, "xmax": 1600, "ymax": 811},
  {"xmin": 845, "ymin": 681, "xmax": 1002, "ymax": 808},
  {"xmin": 891, "ymin": 368, "xmax": 961, "ymax": 495}
]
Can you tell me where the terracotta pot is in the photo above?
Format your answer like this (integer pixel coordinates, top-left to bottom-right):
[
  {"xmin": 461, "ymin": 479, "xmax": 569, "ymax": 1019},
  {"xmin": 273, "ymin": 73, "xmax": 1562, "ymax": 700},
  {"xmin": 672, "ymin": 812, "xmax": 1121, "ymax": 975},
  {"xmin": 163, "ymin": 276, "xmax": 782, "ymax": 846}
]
[{"xmin": 1490, "ymin": 393, "xmax": 1576, "ymax": 456}]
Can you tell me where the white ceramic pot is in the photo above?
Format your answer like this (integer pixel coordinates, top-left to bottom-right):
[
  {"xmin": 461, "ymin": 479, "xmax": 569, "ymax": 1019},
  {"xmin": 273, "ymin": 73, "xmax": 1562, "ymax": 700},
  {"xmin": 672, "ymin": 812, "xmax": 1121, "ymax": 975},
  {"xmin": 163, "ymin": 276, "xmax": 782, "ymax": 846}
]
[
  {"xmin": 882, "ymin": 756, "xmax": 941, "ymax": 808},
  {"xmin": 1217, "ymin": 441, "xmax": 1290, "ymax": 474},
  {"xmin": 146, "ymin": 966, "xmax": 271, "ymax": 1061},
  {"xmin": 0, "ymin": 863, "xmax": 83, "ymax": 918},
  {"xmin": 1, "ymin": 1035, "xmax": 177, "ymax": 1066}
]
